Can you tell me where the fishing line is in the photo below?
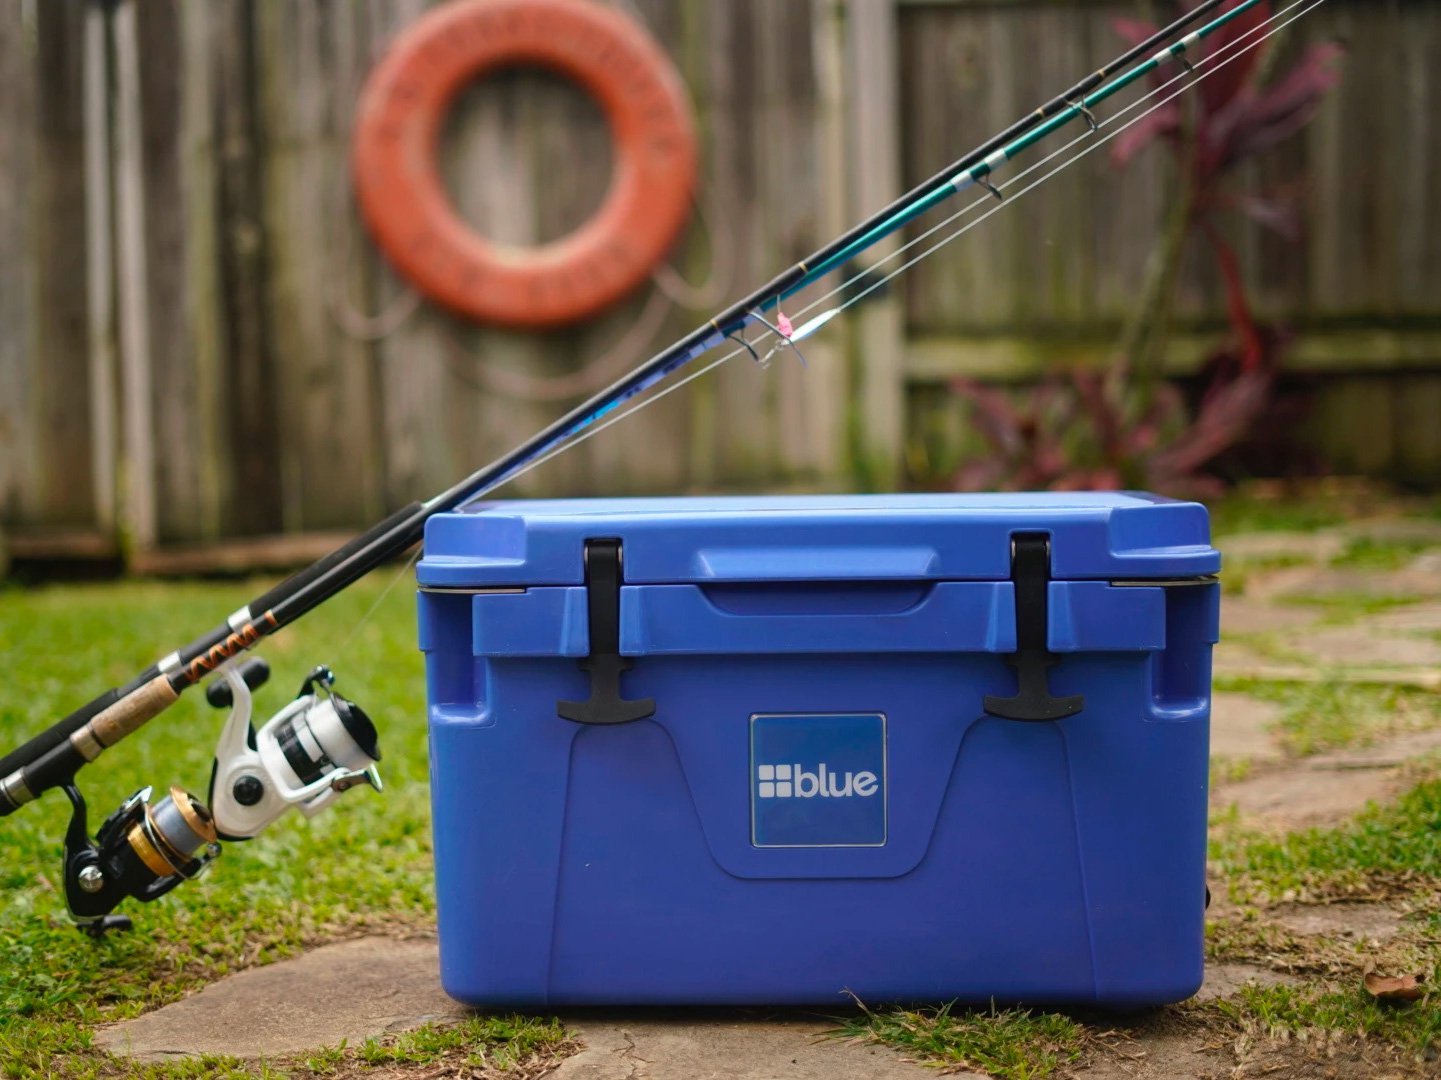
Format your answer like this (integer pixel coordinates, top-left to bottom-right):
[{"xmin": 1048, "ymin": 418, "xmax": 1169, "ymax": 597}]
[
  {"xmin": 480, "ymin": 348, "xmax": 751, "ymax": 494},
  {"xmin": 333, "ymin": 544, "xmax": 424, "ymax": 656},
  {"xmin": 778, "ymin": 0, "xmax": 1329, "ymax": 339},
  {"xmin": 480, "ymin": 0, "xmax": 1327, "ymax": 498},
  {"xmin": 780, "ymin": 0, "xmax": 1321, "ymax": 333},
  {"xmin": 460, "ymin": 1, "xmax": 1304, "ymax": 502}
]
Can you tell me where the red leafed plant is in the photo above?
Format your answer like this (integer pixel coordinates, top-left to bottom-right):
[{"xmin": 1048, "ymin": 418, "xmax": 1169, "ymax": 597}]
[{"xmin": 949, "ymin": 1, "xmax": 1343, "ymax": 495}]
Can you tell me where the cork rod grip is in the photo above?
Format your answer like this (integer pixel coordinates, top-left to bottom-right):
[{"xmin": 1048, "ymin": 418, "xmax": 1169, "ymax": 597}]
[{"xmin": 91, "ymin": 676, "xmax": 181, "ymax": 748}]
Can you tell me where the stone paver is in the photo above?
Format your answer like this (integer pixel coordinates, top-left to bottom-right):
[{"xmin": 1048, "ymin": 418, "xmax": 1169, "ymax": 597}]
[
  {"xmin": 93, "ymin": 937, "xmax": 1299, "ymax": 1076},
  {"xmin": 1368, "ymin": 601, "xmax": 1441, "ymax": 632},
  {"xmin": 1219, "ymin": 532, "xmax": 1347, "ymax": 562},
  {"xmin": 1269, "ymin": 903, "xmax": 1401, "ymax": 943},
  {"xmin": 1278, "ymin": 625, "xmax": 1441, "ymax": 668},
  {"xmin": 1213, "ymin": 728, "xmax": 1441, "ymax": 831},
  {"xmin": 1211, "ymin": 639, "xmax": 1280, "ymax": 676},
  {"xmin": 1075, "ymin": 1032, "xmax": 1227, "ymax": 1080},
  {"xmin": 1248, "ymin": 565, "xmax": 1441, "ymax": 602},
  {"xmin": 96, "ymin": 937, "xmax": 465, "ymax": 1061},
  {"xmin": 95, "ymin": 940, "xmax": 948, "ymax": 1076},
  {"xmin": 1335, "ymin": 518, "xmax": 1441, "ymax": 545},
  {"xmin": 1194, "ymin": 962, "xmax": 1297, "ymax": 1002},
  {"xmin": 1220, "ymin": 595, "xmax": 1323, "ymax": 635},
  {"xmin": 1209, "ymin": 692, "xmax": 1285, "ymax": 765},
  {"xmin": 553, "ymin": 1017, "xmax": 951, "ymax": 1080}
]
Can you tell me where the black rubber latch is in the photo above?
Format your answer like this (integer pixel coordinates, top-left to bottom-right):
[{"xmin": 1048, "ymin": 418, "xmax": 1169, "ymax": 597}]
[
  {"xmin": 982, "ymin": 533, "xmax": 1085, "ymax": 722},
  {"xmin": 557, "ymin": 539, "xmax": 656, "ymax": 725}
]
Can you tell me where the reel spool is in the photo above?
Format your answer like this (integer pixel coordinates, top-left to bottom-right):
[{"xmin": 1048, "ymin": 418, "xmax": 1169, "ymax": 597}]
[{"xmin": 62, "ymin": 784, "xmax": 219, "ymax": 936}]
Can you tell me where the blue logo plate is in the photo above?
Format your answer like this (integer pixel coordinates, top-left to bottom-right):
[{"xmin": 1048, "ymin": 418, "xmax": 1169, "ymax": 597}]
[{"xmin": 750, "ymin": 713, "xmax": 887, "ymax": 847}]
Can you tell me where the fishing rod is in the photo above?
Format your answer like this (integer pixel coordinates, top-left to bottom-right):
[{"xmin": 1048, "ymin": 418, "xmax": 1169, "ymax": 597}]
[{"xmin": 1, "ymin": 0, "xmax": 1290, "ymax": 931}]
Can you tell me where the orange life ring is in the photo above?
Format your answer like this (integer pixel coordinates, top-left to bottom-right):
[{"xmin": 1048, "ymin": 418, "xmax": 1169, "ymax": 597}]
[{"xmin": 352, "ymin": 0, "xmax": 697, "ymax": 329}]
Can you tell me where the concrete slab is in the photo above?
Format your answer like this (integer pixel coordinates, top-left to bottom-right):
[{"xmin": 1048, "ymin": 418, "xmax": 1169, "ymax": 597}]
[
  {"xmin": 1211, "ymin": 639, "xmax": 1279, "ymax": 677},
  {"xmin": 1194, "ymin": 962, "xmax": 1296, "ymax": 1002},
  {"xmin": 1269, "ymin": 903, "xmax": 1401, "ymax": 943},
  {"xmin": 1220, "ymin": 596, "xmax": 1323, "ymax": 635},
  {"xmin": 1248, "ymin": 565, "xmax": 1441, "ymax": 602},
  {"xmin": 1334, "ymin": 518, "xmax": 1441, "ymax": 545},
  {"xmin": 1279, "ymin": 625, "xmax": 1441, "ymax": 668},
  {"xmin": 553, "ymin": 1016, "xmax": 953, "ymax": 1080},
  {"xmin": 96, "ymin": 937, "xmax": 465, "ymax": 1061},
  {"xmin": 1219, "ymin": 532, "xmax": 1346, "ymax": 562},
  {"xmin": 94, "ymin": 941, "xmax": 952, "ymax": 1076},
  {"xmin": 1213, "ymin": 728, "xmax": 1441, "ymax": 831},
  {"xmin": 1368, "ymin": 601, "xmax": 1441, "ymax": 632},
  {"xmin": 1209, "ymin": 692, "xmax": 1285, "ymax": 765}
]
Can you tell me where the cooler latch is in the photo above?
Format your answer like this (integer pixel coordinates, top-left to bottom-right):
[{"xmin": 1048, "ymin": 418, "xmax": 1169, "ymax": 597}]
[
  {"xmin": 983, "ymin": 533, "xmax": 1085, "ymax": 723},
  {"xmin": 557, "ymin": 539, "xmax": 656, "ymax": 726}
]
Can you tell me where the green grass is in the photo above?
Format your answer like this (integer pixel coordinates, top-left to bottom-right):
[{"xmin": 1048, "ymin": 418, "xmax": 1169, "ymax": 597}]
[
  {"xmin": 0, "ymin": 571, "xmax": 561, "ymax": 1078},
  {"xmin": 1329, "ymin": 536, "xmax": 1436, "ymax": 572},
  {"xmin": 834, "ymin": 1002, "xmax": 1087, "ymax": 1080},
  {"xmin": 354, "ymin": 1016, "xmax": 569, "ymax": 1071},
  {"xmin": 1216, "ymin": 983, "xmax": 1441, "ymax": 1059},
  {"xmin": 1213, "ymin": 678, "xmax": 1441, "ymax": 757},
  {"xmin": 1219, "ymin": 553, "xmax": 1313, "ymax": 596},
  {"xmin": 1208, "ymin": 494, "xmax": 1357, "ymax": 538},
  {"xmin": 1212, "ymin": 779, "xmax": 1441, "ymax": 903},
  {"xmin": 1207, "ymin": 488, "xmax": 1441, "ymax": 540},
  {"xmin": 1205, "ymin": 781, "xmax": 1441, "ymax": 1068}
]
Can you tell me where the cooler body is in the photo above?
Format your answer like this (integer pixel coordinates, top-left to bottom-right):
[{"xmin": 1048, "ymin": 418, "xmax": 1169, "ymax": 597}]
[{"xmin": 416, "ymin": 493, "xmax": 1220, "ymax": 1007}]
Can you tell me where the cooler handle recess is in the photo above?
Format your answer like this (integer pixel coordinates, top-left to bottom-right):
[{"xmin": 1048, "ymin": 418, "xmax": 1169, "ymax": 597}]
[
  {"xmin": 692, "ymin": 544, "xmax": 942, "ymax": 581},
  {"xmin": 619, "ymin": 580, "xmax": 1016, "ymax": 655}
]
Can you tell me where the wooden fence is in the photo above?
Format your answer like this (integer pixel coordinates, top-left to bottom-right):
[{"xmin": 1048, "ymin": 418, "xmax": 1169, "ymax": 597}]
[{"xmin": 1, "ymin": 0, "xmax": 1437, "ymax": 568}]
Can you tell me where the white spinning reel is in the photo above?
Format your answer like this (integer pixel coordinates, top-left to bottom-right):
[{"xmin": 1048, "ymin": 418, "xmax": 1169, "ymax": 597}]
[{"xmin": 207, "ymin": 660, "xmax": 382, "ymax": 840}]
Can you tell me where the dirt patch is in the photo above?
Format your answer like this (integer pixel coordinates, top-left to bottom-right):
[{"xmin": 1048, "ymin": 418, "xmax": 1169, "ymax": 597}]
[
  {"xmin": 1268, "ymin": 903, "xmax": 1402, "ymax": 943},
  {"xmin": 1278, "ymin": 626, "xmax": 1441, "ymax": 668},
  {"xmin": 1220, "ymin": 532, "xmax": 1348, "ymax": 562},
  {"xmin": 1368, "ymin": 602, "xmax": 1441, "ymax": 632},
  {"xmin": 1083, "ymin": 1028, "xmax": 1231, "ymax": 1080},
  {"xmin": 1215, "ymin": 761, "xmax": 1402, "ymax": 831},
  {"xmin": 1195, "ymin": 963, "xmax": 1298, "ymax": 1002},
  {"xmin": 1334, "ymin": 519, "xmax": 1441, "ymax": 545},
  {"xmin": 1248, "ymin": 565, "xmax": 1441, "ymax": 602},
  {"xmin": 1226, "ymin": 1039, "xmax": 1436, "ymax": 1080},
  {"xmin": 1213, "ymin": 728, "xmax": 1441, "ymax": 832},
  {"xmin": 1210, "ymin": 693, "xmax": 1286, "ymax": 765},
  {"xmin": 1221, "ymin": 596, "xmax": 1325, "ymax": 635},
  {"xmin": 553, "ymin": 1015, "xmax": 949, "ymax": 1079}
]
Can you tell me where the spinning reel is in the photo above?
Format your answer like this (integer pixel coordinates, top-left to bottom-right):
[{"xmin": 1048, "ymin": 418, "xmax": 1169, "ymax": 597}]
[{"xmin": 60, "ymin": 660, "xmax": 382, "ymax": 935}]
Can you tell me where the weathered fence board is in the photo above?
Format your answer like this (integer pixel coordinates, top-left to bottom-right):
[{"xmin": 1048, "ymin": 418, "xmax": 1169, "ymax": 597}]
[
  {"xmin": 0, "ymin": 1, "xmax": 99, "ymax": 535},
  {"xmin": 0, "ymin": 4, "xmax": 38, "ymax": 527}
]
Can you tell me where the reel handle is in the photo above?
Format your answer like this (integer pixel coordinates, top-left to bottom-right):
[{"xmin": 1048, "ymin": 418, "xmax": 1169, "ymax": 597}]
[{"xmin": 205, "ymin": 658, "xmax": 271, "ymax": 709}]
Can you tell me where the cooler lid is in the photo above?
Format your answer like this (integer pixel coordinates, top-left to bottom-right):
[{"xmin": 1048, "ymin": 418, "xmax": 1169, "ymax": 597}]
[{"xmin": 416, "ymin": 492, "xmax": 1219, "ymax": 587}]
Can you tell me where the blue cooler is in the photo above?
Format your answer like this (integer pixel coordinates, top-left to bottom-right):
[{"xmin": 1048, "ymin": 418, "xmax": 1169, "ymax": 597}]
[{"xmin": 417, "ymin": 493, "xmax": 1220, "ymax": 1007}]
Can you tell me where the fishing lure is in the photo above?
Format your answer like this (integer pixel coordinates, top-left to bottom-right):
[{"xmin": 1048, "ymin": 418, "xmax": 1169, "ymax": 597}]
[{"xmin": 0, "ymin": 0, "xmax": 1316, "ymax": 931}]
